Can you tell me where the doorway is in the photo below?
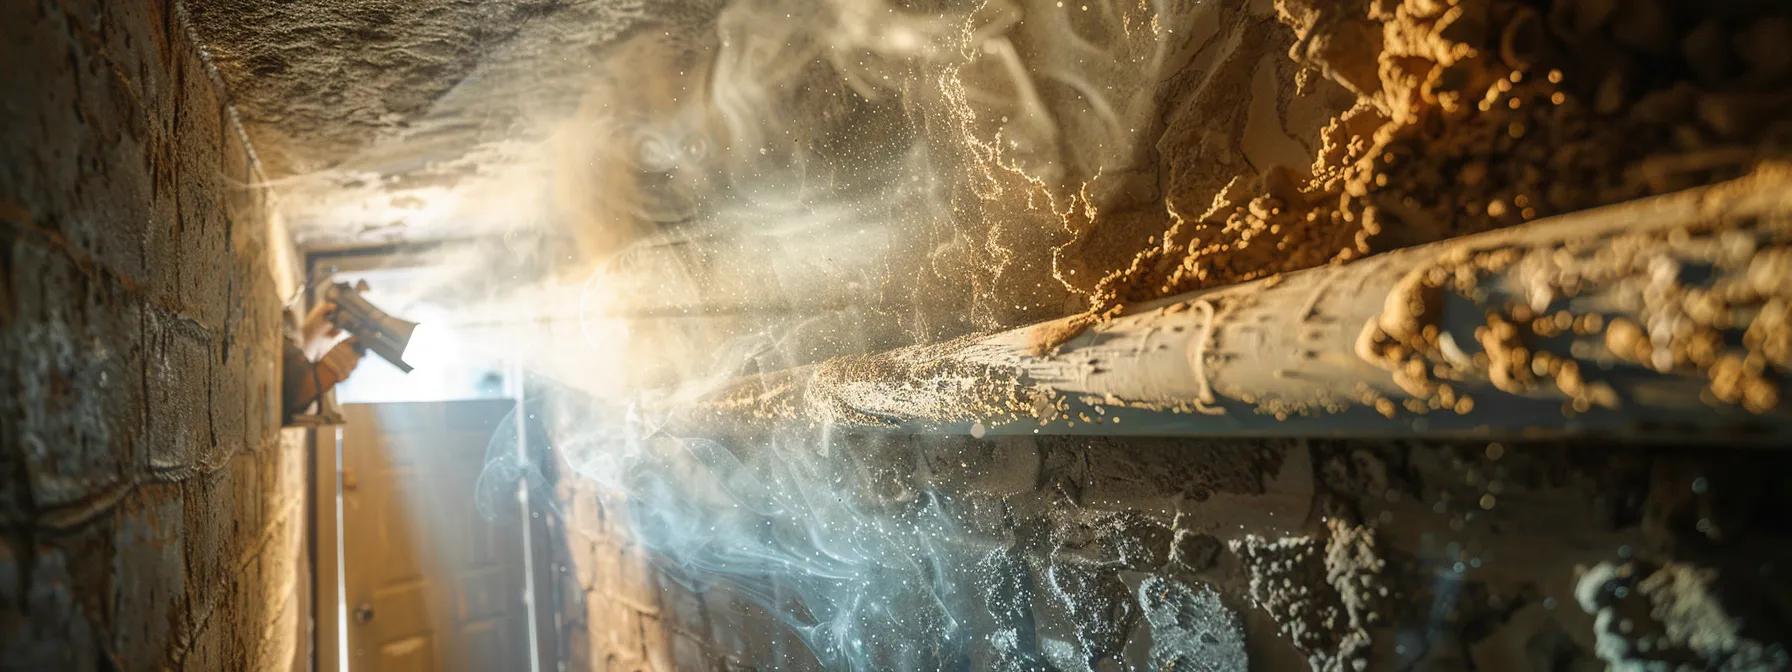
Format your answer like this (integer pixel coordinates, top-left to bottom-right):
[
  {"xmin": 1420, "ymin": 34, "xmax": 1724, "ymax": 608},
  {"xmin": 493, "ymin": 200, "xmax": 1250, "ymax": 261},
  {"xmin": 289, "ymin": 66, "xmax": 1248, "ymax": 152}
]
[{"xmin": 311, "ymin": 401, "xmax": 554, "ymax": 671}]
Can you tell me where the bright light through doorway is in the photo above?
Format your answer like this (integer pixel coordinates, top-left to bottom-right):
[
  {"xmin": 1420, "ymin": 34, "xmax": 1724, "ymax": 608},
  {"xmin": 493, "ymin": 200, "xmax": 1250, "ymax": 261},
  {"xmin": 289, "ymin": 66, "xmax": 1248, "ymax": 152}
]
[{"xmin": 330, "ymin": 269, "xmax": 517, "ymax": 403}]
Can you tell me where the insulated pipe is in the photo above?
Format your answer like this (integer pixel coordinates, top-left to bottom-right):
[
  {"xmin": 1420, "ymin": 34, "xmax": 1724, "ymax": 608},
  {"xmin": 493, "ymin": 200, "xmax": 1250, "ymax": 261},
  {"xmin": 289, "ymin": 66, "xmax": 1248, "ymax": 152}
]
[{"xmin": 682, "ymin": 170, "xmax": 1792, "ymax": 442}]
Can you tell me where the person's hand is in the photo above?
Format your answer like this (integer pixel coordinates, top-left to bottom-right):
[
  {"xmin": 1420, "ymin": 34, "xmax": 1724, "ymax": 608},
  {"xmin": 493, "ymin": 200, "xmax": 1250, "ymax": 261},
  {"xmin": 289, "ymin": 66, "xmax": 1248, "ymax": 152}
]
[
  {"xmin": 314, "ymin": 337, "xmax": 364, "ymax": 388},
  {"xmin": 282, "ymin": 336, "xmax": 364, "ymax": 415},
  {"xmin": 301, "ymin": 301, "xmax": 345, "ymax": 359}
]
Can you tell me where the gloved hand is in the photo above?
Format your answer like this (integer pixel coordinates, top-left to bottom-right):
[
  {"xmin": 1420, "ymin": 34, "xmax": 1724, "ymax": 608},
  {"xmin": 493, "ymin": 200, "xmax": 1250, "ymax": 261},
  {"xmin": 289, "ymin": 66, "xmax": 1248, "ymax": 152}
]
[
  {"xmin": 283, "ymin": 336, "xmax": 365, "ymax": 416},
  {"xmin": 300, "ymin": 300, "xmax": 346, "ymax": 360},
  {"xmin": 313, "ymin": 336, "xmax": 364, "ymax": 390}
]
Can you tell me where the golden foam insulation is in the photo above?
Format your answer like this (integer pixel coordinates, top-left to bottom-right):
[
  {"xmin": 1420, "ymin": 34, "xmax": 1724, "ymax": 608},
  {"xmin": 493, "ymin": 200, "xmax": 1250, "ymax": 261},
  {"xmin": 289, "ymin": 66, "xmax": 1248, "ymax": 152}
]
[{"xmin": 1056, "ymin": 0, "xmax": 1792, "ymax": 324}]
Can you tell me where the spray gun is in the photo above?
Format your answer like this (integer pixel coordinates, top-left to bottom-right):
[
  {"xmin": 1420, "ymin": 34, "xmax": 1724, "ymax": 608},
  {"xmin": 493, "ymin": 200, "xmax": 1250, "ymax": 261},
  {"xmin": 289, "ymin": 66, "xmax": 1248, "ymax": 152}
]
[{"xmin": 324, "ymin": 280, "xmax": 420, "ymax": 373}]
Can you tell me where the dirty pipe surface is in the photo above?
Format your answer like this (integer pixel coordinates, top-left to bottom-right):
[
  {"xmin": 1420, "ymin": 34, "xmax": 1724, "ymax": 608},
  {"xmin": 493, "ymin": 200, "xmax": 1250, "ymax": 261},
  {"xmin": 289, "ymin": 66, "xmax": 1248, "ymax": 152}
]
[{"xmin": 684, "ymin": 170, "xmax": 1792, "ymax": 442}]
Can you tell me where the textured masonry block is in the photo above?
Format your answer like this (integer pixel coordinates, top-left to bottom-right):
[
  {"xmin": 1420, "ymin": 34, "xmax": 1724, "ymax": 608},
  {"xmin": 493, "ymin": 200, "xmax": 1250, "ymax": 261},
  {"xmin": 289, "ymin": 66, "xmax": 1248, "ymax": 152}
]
[
  {"xmin": 616, "ymin": 546, "xmax": 660, "ymax": 613},
  {"xmin": 4, "ymin": 246, "xmax": 147, "ymax": 511},
  {"xmin": 573, "ymin": 486, "xmax": 608, "ymax": 542},
  {"xmin": 146, "ymin": 310, "xmax": 215, "ymax": 474},
  {"xmin": 700, "ymin": 589, "xmax": 751, "ymax": 662},
  {"xmin": 640, "ymin": 614, "xmax": 673, "ymax": 672},
  {"xmin": 671, "ymin": 633, "xmax": 719, "ymax": 672},
  {"xmin": 593, "ymin": 541, "xmax": 622, "ymax": 598},
  {"xmin": 224, "ymin": 555, "xmax": 264, "ymax": 662},
  {"xmin": 659, "ymin": 574, "xmax": 709, "ymax": 638},
  {"xmin": 569, "ymin": 537, "xmax": 598, "ymax": 591},
  {"xmin": 180, "ymin": 471, "xmax": 234, "ymax": 628},
  {"xmin": 558, "ymin": 555, "xmax": 590, "ymax": 620},
  {"xmin": 226, "ymin": 448, "xmax": 266, "ymax": 560},
  {"xmin": 565, "ymin": 624, "xmax": 591, "ymax": 671},
  {"xmin": 2, "ymin": 527, "xmax": 109, "ymax": 670},
  {"xmin": 211, "ymin": 343, "xmax": 249, "ymax": 457},
  {"xmin": 180, "ymin": 568, "xmax": 242, "ymax": 671},
  {"xmin": 587, "ymin": 594, "xmax": 644, "ymax": 666},
  {"xmin": 255, "ymin": 582, "xmax": 300, "ymax": 672},
  {"xmin": 1, "ymin": 1, "xmax": 300, "ymax": 669},
  {"xmin": 172, "ymin": 68, "xmax": 229, "ymax": 332},
  {"xmin": 110, "ymin": 485, "xmax": 191, "ymax": 667}
]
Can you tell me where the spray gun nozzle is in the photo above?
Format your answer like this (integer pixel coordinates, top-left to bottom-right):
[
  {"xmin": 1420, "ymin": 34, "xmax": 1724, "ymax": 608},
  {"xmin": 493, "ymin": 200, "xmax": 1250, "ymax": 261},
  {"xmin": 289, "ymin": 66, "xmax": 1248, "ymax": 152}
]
[{"xmin": 324, "ymin": 281, "xmax": 420, "ymax": 373}]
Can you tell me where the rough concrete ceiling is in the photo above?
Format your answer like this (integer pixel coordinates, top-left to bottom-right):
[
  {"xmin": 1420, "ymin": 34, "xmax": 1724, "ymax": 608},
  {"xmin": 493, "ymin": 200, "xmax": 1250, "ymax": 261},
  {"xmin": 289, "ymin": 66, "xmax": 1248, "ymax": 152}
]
[{"xmin": 184, "ymin": 0, "xmax": 713, "ymax": 250}]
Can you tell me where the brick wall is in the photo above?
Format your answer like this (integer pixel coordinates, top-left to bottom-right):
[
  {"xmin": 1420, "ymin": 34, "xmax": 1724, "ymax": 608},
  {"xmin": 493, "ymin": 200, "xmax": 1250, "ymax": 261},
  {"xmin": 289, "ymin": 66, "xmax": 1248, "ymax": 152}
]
[
  {"xmin": 558, "ymin": 481, "xmax": 672, "ymax": 671},
  {"xmin": 1, "ymin": 1, "xmax": 306, "ymax": 669},
  {"xmin": 556, "ymin": 480, "xmax": 817, "ymax": 672}
]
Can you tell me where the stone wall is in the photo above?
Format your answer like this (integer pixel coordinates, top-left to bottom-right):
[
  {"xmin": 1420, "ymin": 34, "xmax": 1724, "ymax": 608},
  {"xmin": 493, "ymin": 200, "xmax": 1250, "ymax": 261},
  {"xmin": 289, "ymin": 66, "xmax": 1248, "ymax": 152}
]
[
  {"xmin": 556, "ymin": 479, "xmax": 816, "ymax": 672},
  {"xmin": 557, "ymin": 481, "xmax": 664, "ymax": 671},
  {"xmin": 549, "ymin": 426, "xmax": 1792, "ymax": 671},
  {"xmin": 1, "ymin": 1, "xmax": 305, "ymax": 669}
]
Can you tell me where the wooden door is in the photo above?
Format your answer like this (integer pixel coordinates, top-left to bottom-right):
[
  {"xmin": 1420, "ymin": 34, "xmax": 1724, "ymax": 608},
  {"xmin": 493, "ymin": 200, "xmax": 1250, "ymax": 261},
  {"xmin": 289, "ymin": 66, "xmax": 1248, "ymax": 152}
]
[{"xmin": 335, "ymin": 400, "xmax": 543, "ymax": 671}]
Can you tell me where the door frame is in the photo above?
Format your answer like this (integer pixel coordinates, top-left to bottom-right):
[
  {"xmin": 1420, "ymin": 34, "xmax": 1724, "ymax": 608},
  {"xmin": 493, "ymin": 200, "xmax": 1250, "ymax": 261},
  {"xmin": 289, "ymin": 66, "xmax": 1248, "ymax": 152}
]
[
  {"xmin": 310, "ymin": 400, "xmax": 559, "ymax": 671},
  {"xmin": 310, "ymin": 426, "xmax": 346, "ymax": 671},
  {"xmin": 303, "ymin": 245, "xmax": 559, "ymax": 671}
]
